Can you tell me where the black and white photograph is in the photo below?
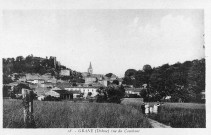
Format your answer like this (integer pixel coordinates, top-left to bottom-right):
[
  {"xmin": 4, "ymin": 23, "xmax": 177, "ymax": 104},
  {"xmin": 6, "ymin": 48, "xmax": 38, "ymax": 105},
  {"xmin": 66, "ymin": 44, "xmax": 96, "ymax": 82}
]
[{"xmin": 1, "ymin": 0, "xmax": 210, "ymax": 134}]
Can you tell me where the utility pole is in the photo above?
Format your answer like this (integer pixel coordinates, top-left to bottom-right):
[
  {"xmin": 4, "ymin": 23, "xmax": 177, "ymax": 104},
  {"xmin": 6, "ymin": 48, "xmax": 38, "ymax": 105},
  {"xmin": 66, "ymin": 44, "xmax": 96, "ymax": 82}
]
[{"xmin": 22, "ymin": 88, "xmax": 35, "ymax": 128}]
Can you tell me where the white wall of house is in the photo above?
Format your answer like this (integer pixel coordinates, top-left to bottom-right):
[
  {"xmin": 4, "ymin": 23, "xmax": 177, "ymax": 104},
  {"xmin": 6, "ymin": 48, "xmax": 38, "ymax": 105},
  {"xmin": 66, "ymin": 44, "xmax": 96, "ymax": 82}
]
[
  {"xmin": 126, "ymin": 91, "xmax": 140, "ymax": 95},
  {"xmin": 65, "ymin": 87, "xmax": 98, "ymax": 98},
  {"xmin": 60, "ymin": 69, "xmax": 70, "ymax": 76},
  {"xmin": 32, "ymin": 80, "xmax": 38, "ymax": 84},
  {"xmin": 119, "ymin": 81, "xmax": 122, "ymax": 85},
  {"xmin": 99, "ymin": 80, "xmax": 107, "ymax": 87}
]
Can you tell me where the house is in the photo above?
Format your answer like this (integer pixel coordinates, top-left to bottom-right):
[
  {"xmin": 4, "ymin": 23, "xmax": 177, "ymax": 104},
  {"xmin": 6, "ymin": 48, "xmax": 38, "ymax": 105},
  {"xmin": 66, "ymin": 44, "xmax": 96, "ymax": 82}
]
[
  {"xmin": 45, "ymin": 90, "xmax": 73, "ymax": 100},
  {"xmin": 64, "ymin": 86, "xmax": 99, "ymax": 98},
  {"xmin": 201, "ymin": 90, "xmax": 205, "ymax": 102},
  {"xmin": 27, "ymin": 79, "xmax": 45, "ymax": 84},
  {"xmin": 99, "ymin": 80, "xmax": 108, "ymax": 87},
  {"xmin": 60, "ymin": 69, "xmax": 71, "ymax": 76},
  {"xmin": 142, "ymin": 84, "xmax": 147, "ymax": 89},
  {"xmin": 26, "ymin": 79, "xmax": 34, "ymax": 84},
  {"xmin": 34, "ymin": 87, "xmax": 51, "ymax": 96},
  {"xmin": 125, "ymin": 88, "xmax": 143, "ymax": 97},
  {"xmin": 38, "ymin": 95, "xmax": 46, "ymax": 101},
  {"xmin": 85, "ymin": 76, "xmax": 97, "ymax": 84},
  {"xmin": 56, "ymin": 82, "xmax": 73, "ymax": 89},
  {"xmin": 36, "ymin": 79, "xmax": 45, "ymax": 84},
  {"xmin": 70, "ymin": 91, "xmax": 81, "ymax": 98},
  {"xmin": 46, "ymin": 77, "xmax": 57, "ymax": 83},
  {"xmin": 83, "ymin": 62, "xmax": 106, "ymax": 84}
]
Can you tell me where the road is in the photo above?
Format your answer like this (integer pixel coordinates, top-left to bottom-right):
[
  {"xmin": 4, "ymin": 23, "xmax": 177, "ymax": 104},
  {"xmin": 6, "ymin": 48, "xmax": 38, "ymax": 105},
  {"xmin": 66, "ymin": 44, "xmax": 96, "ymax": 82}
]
[{"xmin": 148, "ymin": 118, "xmax": 171, "ymax": 128}]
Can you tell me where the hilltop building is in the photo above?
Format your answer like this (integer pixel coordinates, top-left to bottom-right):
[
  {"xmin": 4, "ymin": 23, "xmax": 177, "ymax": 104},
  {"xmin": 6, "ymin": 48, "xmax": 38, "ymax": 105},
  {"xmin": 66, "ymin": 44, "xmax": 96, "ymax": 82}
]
[
  {"xmin": 60, "ymin": 69, "xmax": 71, "ymax": 76},
  {"xmin": 88, "ymin": 62, "xmax": 93, "ymax": 75},
  {"xmin": 82, "ymin": 62, "xmax": 122, "ymax": 87},
  {"xmin": 84, "ymin": 62, "xmax": 99, "ymax": 84}
]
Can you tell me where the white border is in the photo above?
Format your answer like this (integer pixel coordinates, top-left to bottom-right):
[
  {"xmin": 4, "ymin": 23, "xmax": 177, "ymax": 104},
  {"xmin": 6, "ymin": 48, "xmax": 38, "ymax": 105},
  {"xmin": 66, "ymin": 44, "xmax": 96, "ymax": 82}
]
[{"xmin": 0, "ymin": 0, "xmax": 211, "ymax": 135}]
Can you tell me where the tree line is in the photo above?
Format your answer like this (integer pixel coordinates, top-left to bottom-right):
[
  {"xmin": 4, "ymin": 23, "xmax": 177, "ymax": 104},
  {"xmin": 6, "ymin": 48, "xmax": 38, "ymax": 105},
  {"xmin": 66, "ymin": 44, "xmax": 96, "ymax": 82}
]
[
  {"xmin": 3, "ymin": 55, "xmax": 64, "ymax": 75},
  {"xmin": 3, "ymin": 55, "xmax": 83, "ymax": 84},
  {"xmin": 123, "ymin": 58, "xmax": 205, "ymax": 103}
]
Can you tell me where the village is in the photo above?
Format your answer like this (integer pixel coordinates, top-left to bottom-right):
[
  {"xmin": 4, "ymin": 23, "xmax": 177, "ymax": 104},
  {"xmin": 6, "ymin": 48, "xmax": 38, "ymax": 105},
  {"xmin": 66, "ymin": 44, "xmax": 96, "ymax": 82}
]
[
  {"xmin": 4, "ymin": 60, "xmax": 146, "ymax": 102},
  {"xmin": 2, "ymin": 8, "xmax": 206, "ymax": 129}
]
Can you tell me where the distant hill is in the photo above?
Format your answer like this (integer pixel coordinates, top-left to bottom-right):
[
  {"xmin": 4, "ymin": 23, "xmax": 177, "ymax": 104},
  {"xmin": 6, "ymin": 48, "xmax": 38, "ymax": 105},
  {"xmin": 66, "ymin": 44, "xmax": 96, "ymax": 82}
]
[{"xmin": 2, "ymin": 55, "xmax": 82, "ymax": 84}]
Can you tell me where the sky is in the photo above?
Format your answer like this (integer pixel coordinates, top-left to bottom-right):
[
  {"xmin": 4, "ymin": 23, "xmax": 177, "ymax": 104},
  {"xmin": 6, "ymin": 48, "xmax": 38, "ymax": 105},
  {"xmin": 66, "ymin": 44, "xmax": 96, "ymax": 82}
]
[{"xmin": 1, "ymin": 9, "xmax": 204, "ymax": 77}]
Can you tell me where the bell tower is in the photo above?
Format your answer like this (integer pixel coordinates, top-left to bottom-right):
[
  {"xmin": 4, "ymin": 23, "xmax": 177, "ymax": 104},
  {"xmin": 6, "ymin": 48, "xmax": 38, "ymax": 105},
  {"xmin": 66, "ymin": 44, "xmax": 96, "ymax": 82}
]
[{"xmin": 88, "ymin": 62, "xmax": 93, "ymax": 75}]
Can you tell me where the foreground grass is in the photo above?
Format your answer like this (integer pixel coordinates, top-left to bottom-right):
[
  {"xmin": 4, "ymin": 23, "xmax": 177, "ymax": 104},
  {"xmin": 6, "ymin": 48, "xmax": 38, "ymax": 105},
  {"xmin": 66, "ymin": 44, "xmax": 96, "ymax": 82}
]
[
  {"xmin": 121, "ymin": 98, "xmax": 206, "ymax": 128},
  {"xmin": 149, "ymin": 106, "xmax": 206, "ymax": 128},
  {"xmin": 3, "ymin": 99, "xmax": 151, "ymax": 128}
]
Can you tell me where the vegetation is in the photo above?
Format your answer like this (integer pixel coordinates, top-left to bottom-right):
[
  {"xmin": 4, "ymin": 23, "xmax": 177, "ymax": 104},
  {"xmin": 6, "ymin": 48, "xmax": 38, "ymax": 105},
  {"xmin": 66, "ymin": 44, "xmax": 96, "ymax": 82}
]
[
  {"xmin": 3, "ymin": 99, "xmax": 151, "ymax": 128},
  {"xmin": 3, "ymin": 85, "xmax": 11, "ymax": 97},
  {"xmin": 3, "ymin": 55, "xmax": 60, "ymax": 75},
  {"xmin": 105, "ymin": 73, "xmax": 114, "ymax": 78},
  {"xmin": 3, "ymin": 55, "xmax": 83, "ymax": 83},
  {"xmin": 3, "ymin": 74, "xmax": 13, "ymax": 84},
  {"xmin": 96, "ymin": 85, "xmax": 125, "ymax": 103},
  {"xmin": 123, "ymin": 59, "xmax": 205, "ymax": 103},
  {"xmin": 148, "ymin": 104, "xmax": 205, "ymax": 128},
  {"xmin": 121, "ymin": 99, "xmax": 205, "ymax": 128}
]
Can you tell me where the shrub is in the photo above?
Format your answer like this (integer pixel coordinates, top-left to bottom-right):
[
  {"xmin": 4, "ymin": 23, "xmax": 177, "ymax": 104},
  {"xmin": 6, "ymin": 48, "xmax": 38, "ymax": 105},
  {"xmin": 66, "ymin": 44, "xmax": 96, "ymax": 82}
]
[{"xmin": 96, "ymin": 85, "xmax": 125, "ymax": 104}]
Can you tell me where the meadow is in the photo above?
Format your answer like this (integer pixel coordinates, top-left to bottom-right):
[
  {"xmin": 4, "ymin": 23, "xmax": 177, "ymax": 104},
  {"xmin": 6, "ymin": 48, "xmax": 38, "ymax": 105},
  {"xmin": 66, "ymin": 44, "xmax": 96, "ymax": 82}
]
[
  {"xmin": 3, "ymin": 99, "xmax": 151, "ymax": 128},
  {"xmin": 121, "ymin": 98, "xmax": 206, "ymax": 128}
]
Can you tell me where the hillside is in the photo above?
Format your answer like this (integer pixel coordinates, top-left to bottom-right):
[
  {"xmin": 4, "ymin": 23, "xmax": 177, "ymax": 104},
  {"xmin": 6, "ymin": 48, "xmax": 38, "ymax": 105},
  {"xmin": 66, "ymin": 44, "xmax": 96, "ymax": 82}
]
[
  {"xmin": 123, "ymin": 58, "xmax": 205, "ymax": 103},
  {"xmin": 3, "ymin": 55, "xmax": 82, "ymax": 84}
]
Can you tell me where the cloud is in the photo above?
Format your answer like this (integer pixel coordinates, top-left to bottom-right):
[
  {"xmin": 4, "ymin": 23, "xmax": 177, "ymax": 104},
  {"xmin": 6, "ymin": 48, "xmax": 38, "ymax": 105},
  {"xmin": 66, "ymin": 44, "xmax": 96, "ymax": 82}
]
[
  {"xmin": 125, "ymin": 14, "xmax": 203, "ymax": 66},
  {"xmin": 128, "ymin": 17, "xmax": 140, "ymax": 34}
]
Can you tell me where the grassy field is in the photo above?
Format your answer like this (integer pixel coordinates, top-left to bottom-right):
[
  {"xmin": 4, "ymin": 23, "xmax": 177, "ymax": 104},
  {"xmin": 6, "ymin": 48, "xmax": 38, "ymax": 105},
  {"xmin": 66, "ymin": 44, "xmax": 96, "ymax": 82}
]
[
  {"xmin": 3, "ymin": 99, "xmax": 151, "ymax": 128},
  {"xmin": 121, "ymin": 98, "xmax": 206, "ymax": 128},
  {"xmin": 149, "ymin": 106, "xmax": 205, "ymax": 128}
]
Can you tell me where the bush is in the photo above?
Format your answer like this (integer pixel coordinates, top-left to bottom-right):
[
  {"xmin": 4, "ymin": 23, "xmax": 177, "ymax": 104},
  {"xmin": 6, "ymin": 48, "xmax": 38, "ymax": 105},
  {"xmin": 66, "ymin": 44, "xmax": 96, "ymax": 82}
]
[
  {"xmin": 96, "ymin": 85, "xmax": 125, "ymax": 104},
  {"xmin": 3, "ymin": 85, "xmax": 11, "ymax": 97},
  {"xmin": 44, "ymin": 95, "xmax": 61, "ymax": 101}
]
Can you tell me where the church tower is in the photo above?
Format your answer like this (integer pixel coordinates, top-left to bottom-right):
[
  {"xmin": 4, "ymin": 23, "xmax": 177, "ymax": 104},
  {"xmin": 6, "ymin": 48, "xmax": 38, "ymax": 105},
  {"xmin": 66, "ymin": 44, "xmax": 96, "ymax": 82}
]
[{"xmin": 88, "ymin": 62, "xmax": 93, "ymax": 75}]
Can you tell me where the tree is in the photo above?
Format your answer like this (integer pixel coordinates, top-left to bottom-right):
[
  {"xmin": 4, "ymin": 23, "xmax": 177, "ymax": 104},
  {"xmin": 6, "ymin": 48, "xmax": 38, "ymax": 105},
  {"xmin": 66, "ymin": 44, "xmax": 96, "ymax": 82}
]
[
  {"xmin": 87, "ymin": 92, "xmax": 92, "ymax": 97},
  {"xmin": 123, "ymin": 58, "xmax": 205, "ymax": 103},
  {"xmin": 143, "ymin": 64, "xmax": 152, "ymax": 72},
  {"xmin": 16, "ymin": 56, "xmax": 24, "ymax": 62},
  {"xmin": 3, "ymin": 85, "xmax": 11, "ymax": 97},
  {"xmin": 112, "ymin": 80, "xmax": 119, "ymax": 85},
  {"xmin": 13, "ymin": 83, "xmax": 31, "ymax": 94},
  {"xmin": 96, "ymin": 85, "xmax": 125, "ymax": 103},
  {"xmin": 3, "ymin": 74, "xmax": 13, "ymax": 84},
  {"xmin": 105, "ymin": 73, "xmax": 113, "ymax": 78},
  {"xmin": 25, "ymin": 55, "xmax": 33, "ymax": 63},
  {"xmin": 106, "ymin": 85, "xmax": 125, "ymax": 103},
  {"xmin": 125, "ymin": 69, "xmax": 137, "ymax": 77},
  {"xmin": 186, "ymin": 59, "xmax": 205, "ymax": 102},
  {"xmin": 96, "ymin": 87, "xmax": 107, "ymax": 103},
  {"xmin": 123, "ymin": 69, "xmax": 138, "ymax": 87},
  {"xmin": 140, "ymin": 88, "xmax": 147, "ymax": 100}
]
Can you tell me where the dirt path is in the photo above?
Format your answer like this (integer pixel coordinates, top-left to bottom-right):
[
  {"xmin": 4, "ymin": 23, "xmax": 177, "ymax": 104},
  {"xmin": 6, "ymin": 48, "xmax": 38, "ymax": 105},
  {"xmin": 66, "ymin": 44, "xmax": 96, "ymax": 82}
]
[{"xmin": 147, "ymin": 118, "xmax": 171, "ymax": 128}]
